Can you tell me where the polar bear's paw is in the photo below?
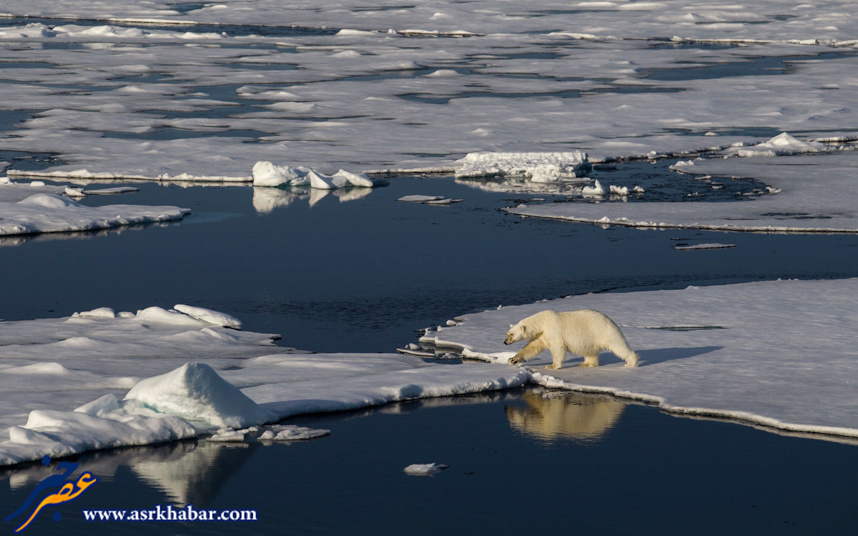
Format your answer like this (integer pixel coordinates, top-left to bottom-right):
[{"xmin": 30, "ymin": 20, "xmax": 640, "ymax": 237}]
[{"xmin": 508, "ymin": 355, "xmax": 523, "ymax": 365}]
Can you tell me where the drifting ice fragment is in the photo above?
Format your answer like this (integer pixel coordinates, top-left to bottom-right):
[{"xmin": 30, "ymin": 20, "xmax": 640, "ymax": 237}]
[
  {"xmin": 582, "ymin": 180, "xmax": 606, "ymax": 196},
  {"xmin": 609, "ymin": 185, "xmax": 629, "ymax": 196},
  {"xmin": 404, "ymin": 463, "xmax": 449, "ymax": 476},
  {"xmin": 258, "ymin": 425, "xmax": 331, "ymax": 442}
]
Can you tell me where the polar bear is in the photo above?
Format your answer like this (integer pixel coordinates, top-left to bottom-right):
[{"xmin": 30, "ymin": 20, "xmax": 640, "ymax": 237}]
[{"xmin": 504, "ymin": 309, "xmax": 638, "ymax": 369}]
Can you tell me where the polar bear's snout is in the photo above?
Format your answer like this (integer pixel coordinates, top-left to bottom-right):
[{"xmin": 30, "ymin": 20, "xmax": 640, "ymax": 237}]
[{"xmin": 504, "ymin": 333, "xmax": 514, "ymax": 345}]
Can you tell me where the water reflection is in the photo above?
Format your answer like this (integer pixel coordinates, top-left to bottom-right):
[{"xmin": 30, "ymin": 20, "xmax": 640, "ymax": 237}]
[
  {"xmin": 505, "ymin": 389, "xmax": 625, "ymax": 443},
  {"xmin": 252, "ymin": 185, "xmax": 376, "ymax": 213}
]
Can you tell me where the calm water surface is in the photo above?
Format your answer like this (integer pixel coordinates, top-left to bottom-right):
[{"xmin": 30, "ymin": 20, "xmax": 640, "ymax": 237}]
[{"xmin": 2, "ymin": 171, "xmax": 858, "ymax": 534}]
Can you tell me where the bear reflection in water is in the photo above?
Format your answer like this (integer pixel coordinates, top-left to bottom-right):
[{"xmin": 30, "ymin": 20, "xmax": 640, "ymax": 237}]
[{"xmin": 505, "ymin": 389, "xmax": 626, "ymax": 442}]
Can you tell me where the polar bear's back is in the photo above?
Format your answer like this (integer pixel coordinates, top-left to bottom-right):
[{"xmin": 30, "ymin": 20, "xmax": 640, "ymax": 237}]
[{"xmin": 550, "ymin": 309, "xmax": 628, "ymax": 355}]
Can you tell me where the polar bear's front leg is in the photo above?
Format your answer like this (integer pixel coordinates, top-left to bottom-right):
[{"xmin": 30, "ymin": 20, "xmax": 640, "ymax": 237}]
[
  {"xmin": 509, "ymin": 339, "xmax": 546, "ymax": 365},
  {"xmin": 544, "ymin": 344, "xmax": 568, "ymax": 370}
]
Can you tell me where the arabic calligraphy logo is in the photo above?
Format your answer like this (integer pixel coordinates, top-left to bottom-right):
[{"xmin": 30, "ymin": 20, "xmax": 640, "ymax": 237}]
[{"xmin": 5, "ymin": 455, "xmax": 98, "ymax": 533}]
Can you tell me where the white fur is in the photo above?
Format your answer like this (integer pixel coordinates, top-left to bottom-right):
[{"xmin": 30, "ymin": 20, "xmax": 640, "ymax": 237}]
[{"xmin": 504, "ymin": 309, "xmax": 638, "ymax": 369}]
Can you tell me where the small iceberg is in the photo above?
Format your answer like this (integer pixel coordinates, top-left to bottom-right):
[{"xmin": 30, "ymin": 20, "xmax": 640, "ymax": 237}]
[{"xmin": 252, "ymin": 161, "xmax": 387, "ymax": 189}]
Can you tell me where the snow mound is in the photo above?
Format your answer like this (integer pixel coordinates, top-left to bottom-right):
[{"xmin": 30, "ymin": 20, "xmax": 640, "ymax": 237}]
[
  {"xmin": 173, "ymin": 304, "xmax": 242, "ymax": 330},
  {"xmin": 455, "ymin": 152, "xmax": 590, "ymax": 182},
  {"xmin": 124, "ymin": 363, "xmax": 276, "ymax": 430},
  {"xmin": 729, "ymin": 133, "xmax": 829, "ymax": 157}
]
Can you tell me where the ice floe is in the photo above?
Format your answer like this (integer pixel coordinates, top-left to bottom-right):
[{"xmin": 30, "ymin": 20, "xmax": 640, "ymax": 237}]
[
  {"xmin": 0, "ymin": 307, "xmax": 529, "ymax": 466},
  {"xmin": 420, "ymin": 278, "xmax": 858, "ymax": 441},
  {"xmin": 0, "ymin": 188, "xmax": 190, "ymax": 238},
  {"xmin": 508, "ymin": 147, "xmax": 858, "ymax": 233}
]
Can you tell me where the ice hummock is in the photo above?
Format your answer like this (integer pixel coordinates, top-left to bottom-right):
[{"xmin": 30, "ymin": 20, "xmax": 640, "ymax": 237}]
[
  {"xmin": 727, "ymin": 132, "xmax": 830, "ymax": 157},
  {"xmin": 125, "ymin": 363, "xmax": 276, "ymax": 429}
]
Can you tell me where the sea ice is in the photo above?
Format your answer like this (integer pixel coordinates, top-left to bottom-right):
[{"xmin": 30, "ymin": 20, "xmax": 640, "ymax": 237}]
[
  {"xmin": 0, "ymin": 307, "xmax": 529, "ymax": 466},
  {"xmin": 0, "ymin": 192, "xmax": 190, "ymax": 238},
  {"xmin": 455, "ymin": 152, "xmax": 590, "ymax": 182},
  {"xmin": 420, "ymin": 278, "xmax": 858, "ymax": 441},
  {"xmin": 509, "ymin": 150, "xmax": 858, "ymax": 233}
]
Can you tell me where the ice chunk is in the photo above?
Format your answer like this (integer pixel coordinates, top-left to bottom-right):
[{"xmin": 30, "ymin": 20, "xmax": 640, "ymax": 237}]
[
  {"xmin": 582, "ymin": 180, "xmax": 606, "ymax": 196},
  {"xmin": 404, "ymin": 463, "xmax": 449, "ymax": 476},
  {"xmin": 258, "ymin": 425, "xmax": 331, "ymax": 442},
  {"xmin": 307, "ymin": 170, "xmax": 337, "ymax": 190},
  {"xmin": 252, "ymin": 161, "xmax": 308, "ymax": 187},
  {"xmin": 124, "ymin": 363, "xmax": 276, "ymax": 430},
  {"xmin": 332, "ymin": 169, "xmax": 375, "ymax": 188}
]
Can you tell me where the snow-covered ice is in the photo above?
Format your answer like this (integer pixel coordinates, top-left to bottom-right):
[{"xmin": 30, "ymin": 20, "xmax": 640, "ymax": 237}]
[
  {"xmin": 420, "ymin": 278, "xmax": 858, "ymax": 441},
  {"xmin": 509, "ymin": 144, "xmax": 858, "ymax": 233},
  {"xmin": 0, "ymin": 307, "xmax": 529, "ymax": 466},
  {"xmin": 0, "ymin": 190, "xmax": 190, "ymax": 238},
  {"xmin": 454, "ymin": 152, "xmax": 590, "ymax": 182}
]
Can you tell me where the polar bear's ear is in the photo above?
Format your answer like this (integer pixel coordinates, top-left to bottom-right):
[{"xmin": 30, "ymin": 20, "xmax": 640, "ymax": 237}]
[{"xmin": 509, "ymin": 324, "xmax": 514, "ymax": 329}]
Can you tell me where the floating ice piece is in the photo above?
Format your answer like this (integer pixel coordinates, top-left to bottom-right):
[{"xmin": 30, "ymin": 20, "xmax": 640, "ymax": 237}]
[
  {"xmin": 609, "ymin": 185, "xmax": 629, "ymax": 196},
  {"xmin": 582, "ymin": 180, "xmax": 606, "ymax": 196},
  {"xmin": 0, "ymin": 194, "xmax": 189, "ymax": 237},
  {"xmin": 729, "ymin": 133, "xmax": 829, "ymax": 157},
  {"xmin": 64, "ymin": 186, "xmax": 85, "ymax": 198},
  {"xmin": 404, "ymin": 463, "xmax": 449, "ymax": 476},
  {"xmin": 124, "ymin": 363, "xmax": 276, "ymax": 430},
  {"xmin": 674, "ymin": 243, "xmax": 736, "ymax": 250},
  {"xmin": 397, "ymin": 195, "xmax": 462, "ymax": 205},
  {"xmin": 207, "ymin": 428, "xmax": 247, "ymax": 442},
  {"xmin": 307, "ymin": 170, "xmax": 337, "ymax": 190},
  {"xmin": 173, "ymin": 304, "xmax": 242, "ymax": 330},
  {"xmin": 420, "ymin": 278, "xmax": 858, "ymax": 441},
  {"xmin": 252, "ymin": 161, "xmax": 308, "ymax": 187},
  {"xmin": 332, "ymin": 169, "xmax": 377, "ymax": 188},
  {"xmin": 455, "ymin": 152, "xmax": 590, "ymax": 182},
  {"xmin": 258, "ymin": 425, "xmax": 331, "ymax": 442}
]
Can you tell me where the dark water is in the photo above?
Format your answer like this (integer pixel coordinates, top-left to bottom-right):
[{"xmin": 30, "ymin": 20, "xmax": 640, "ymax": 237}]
[
  {"xmin": 1, "ymin": 174, "xmax": 857, "ymax": 352},
  {"xmin": 3, "ymin": 389, "xmax": 858, "ymax": 535},
  {"xmin": 3, "ymin": 172, "xmax": 858, "ymax": 534}
]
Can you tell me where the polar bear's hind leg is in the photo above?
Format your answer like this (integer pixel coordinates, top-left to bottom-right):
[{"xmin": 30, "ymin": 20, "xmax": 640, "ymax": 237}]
[{"xmin": 578, "ymin": 354, "xmax": 599, "ymax": 368}]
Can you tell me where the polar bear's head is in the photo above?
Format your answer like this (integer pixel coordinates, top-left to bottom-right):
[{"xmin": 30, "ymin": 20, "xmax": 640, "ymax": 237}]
[{"xmin": 504, "ymin": 322, "xmax": 528, "ymax": 345}]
